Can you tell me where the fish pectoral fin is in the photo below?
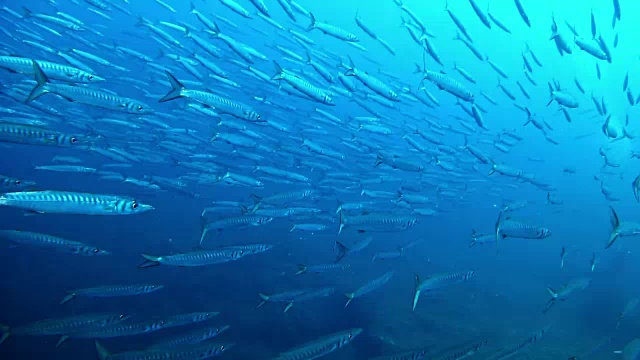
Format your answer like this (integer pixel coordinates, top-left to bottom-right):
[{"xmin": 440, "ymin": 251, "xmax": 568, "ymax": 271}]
[
  {"xmin": 283, "ymin": 303, "xmax": 294, "ymax": 313},
  {"xmin": 56, "ymin": 335, "xmax": 70, "ymax": 348}
]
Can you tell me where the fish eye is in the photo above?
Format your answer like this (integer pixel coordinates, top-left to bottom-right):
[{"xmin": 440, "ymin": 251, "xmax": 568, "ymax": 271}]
[
  {"xmin": 256, "ymin": 114, "xmax": 261, "ymax": 119},
  {"xmin": 137, "ymin": 105, "xmax": 143, "ymax": 111},
  {"xmin": 93, "ymin": 248, "xmax": 99, "ymax": 253},
  {"xmin": 14, "ymin": 180, "xmax": 20, "ymax": 184},
  {"xmin": 88, "ymin": 75, "xmax": 94, "ymax": 80},
  {"xmin": 119, "ymin": 314, "xmax": 125, "ymax": 319},
  {"xmin": 348, "ymin": 332, "xmax": 353, "ymax": 339},
  {"xmin": 131, "ymin": 201, "xmax": 138, "ymax": 209},
  {"xmin": 70, "ymin": 137, "xmax": 77, "ymax": 143},
  {"xmin": 220, "ymin": 345, "xmax": 225, "ymax": 350}
]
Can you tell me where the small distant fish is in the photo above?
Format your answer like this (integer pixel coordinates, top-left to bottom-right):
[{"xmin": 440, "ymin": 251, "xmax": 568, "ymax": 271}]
[
  {"xmin": 0, "ymin": 230, "xmax": 109, "ymax": 256},
  {"xmin": 344, "ymin": 271, "xmax": 395, "ymax": 307},
  {"xmin": 60, "ymin": 284, "xmax": 164, "ymax": 304},
  {"xmin": 272, "ymin": 328, "xmax": 362, "ymax": 360}
]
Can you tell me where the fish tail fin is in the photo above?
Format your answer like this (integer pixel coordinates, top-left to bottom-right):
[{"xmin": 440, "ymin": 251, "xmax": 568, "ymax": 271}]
[
  {"xmin": 138, "ymin": 254, "xmax": 160, "ymax": 268},
  {"xmin": 334, "ymin": 241, "xmax": 347, "ymax": 263},
  {"xmin": 0, "ymin": 325, "xmax": 10, "ymax": 346},
  {"xmin": 374, "ymin": 153, "xmax": 383, "ymax": 167},
  {"xmin": 26, "ymin": 60, "xmax": 49, "ymax": 102},
  {"xmin": 136, "ymin": 16, "xmax": 149, "ymax": 27},
  {"xmin": 209, "ymin": 22, "xmax": 220, "ymax": 36},
  {"xmin": 338, "ymin": 211, "xmax": 345, "ymax": 235},
  {"xmin": 494, "ymin": 210, "xmax": 503, "ymax": 252},
  {"xmin": 95, "ymin": 341, "xmax": 110, "ymax": 360},
  {"xmin": 289, "ymin": 225, "xmax": 295, "ymax": 232},
  {"xmin": 270, "ymin": 61, "xmax": 284, "ymax": 81},
  {"xmin": 21, "ymin": 7, "xmax": 32, "ymax": 18},
  {"xmin": 257, "ymin": 293, "xmax": 269, "ymax": 308},
  {"xmin": 189, "ymin": 0, "xmax": 196, "ymax": 12},
  {"xmin": 343, "ymin": 56, "xmax": 356, "ymax": 76},
  {"xmin": 344, "ymin": 293, "xmax": 354, "ymax": 308},
  {"xmin": 295, "ymin": 264, "xmax": 307, "ymax": 275},
  {"xmin": 250, "ymin": 193, "xmax": 262, "ymax": 204},
  {"xmin": 306, "ymin": 13, "xmax": 316, "ymax": 31},
  {"xmin": 60, "ymin": 293, "xmax": 75, "ymax": 305},
  {"xmin": 159, "ymin": 71, "xmax": 185, "ymax": 102},
  {"xmin": 543, "ymin": 298, "xmax": 556, "ymax": 314},
  {"xmin": 547, "ymin": 287, "xmax": 558, "ymax": 298},
  {"xmin": 606, "ymin": 206, "xmax": 620, "ymax": 249}
]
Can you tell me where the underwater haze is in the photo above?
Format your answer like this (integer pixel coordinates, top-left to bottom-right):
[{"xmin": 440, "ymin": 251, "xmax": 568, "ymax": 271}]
[{"xmin": 0, "ymin": 0, "xmax": 639, "ymax": 359}]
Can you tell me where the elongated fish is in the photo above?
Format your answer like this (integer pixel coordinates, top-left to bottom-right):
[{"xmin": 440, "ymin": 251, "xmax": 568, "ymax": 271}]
[
  {"xmin": 295, "ymin": 263, "xmax": 349, "ymax": 275},
  {"xmin": 59, "ymin": 312, "xmax": 218, "ymax": 345},
  {"xmin": 422, "ymin": 69, "xmax": 473, "ymax": 102},
  {"xmin": 543, "ymin": 278, "xmax": 591, "ymax": 313},
  {"xmin": 148, "ymin": 325, "xmax": 230, "ymax": 349},
  {"xmin": 495, "ymin": 211, "xmax": 551, "ymax": 249},
  {"xmin": 139, "ymin": 247, "xmax": 268, "ymax": 267},
  {"xmin": 60, "ymin": 284, "xmax": 164, "ymax": 304},
  {"xmin": 307, "ymin": 13, "xmax": 358, "ymax": 42},
  {"xmin": 413, "ymin": 271, "xmax": 475, "ymax": 311},
  {"xmin": 27, "ymin": 61, "xmax": 153, "ymax": 114},
  {"xmin": 345, "ymin": 271, "xmax": 395, "ymax": 307},
  {"xmin": 606, "ymin": 207, "xmax": 640, "ymax": 249},
  {"xmin": 200, "ymin": 215, "xmax": 273, "ymax": 243},
  {"xmin": 617, "ymin": 297, "xmax": 639, "ymax": 329},
  {"xmin": 488, "ymin": 327, "xmax": 547, "ymax": 360},
  {"xmin": 0, "ymin": 313, "xmax": 127, "ymax": 345},
  {"xmin": 0, "ymin": 191, "xmax": 153, "ymax": 215},
  {"xmin": 339, "ymin": 211, "xmax": 417, "ymax": 235},
  {"xmin": 272, "ymin": 328, "xmax": 362, "ymax": 360},
  {"xmin": 96, "ymin": 340, "xmax": 231, "ymax": 360},
  {"xmin": 0, "ymin": 122, "xmax": 84, "ymax": 147},
  {"xmin": 258, "ymin": 287, "xmax": 334, "ymax": 313},
  {"xmin": 159, "ymin": 71, "xmax": 263, "ymax": 121},
  {"xmin": 0, "ymin": 230, "xmax": 109, "ymax": 256},
  {"xmin": 0, "ymin": 56, "xmax": 103, "ymax": 83},
  {"xmin": 272, "ymin": 62, "xmax": 334, "ymax": 105}
]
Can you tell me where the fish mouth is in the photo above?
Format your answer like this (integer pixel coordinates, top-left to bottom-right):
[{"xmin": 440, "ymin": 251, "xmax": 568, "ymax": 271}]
[
  {"xmin": 91, "ymin": 75, "xmax": 107, "ymax": 82},
  {"xmin": 138, "ymin": 204, "xmax": 155, "ymax": 212}
]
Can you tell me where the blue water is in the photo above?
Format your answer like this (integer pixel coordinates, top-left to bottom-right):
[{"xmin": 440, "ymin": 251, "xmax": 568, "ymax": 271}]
[{"xmin": 0, "ymin": 0, "xmax": 638, "ymax": 358}]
